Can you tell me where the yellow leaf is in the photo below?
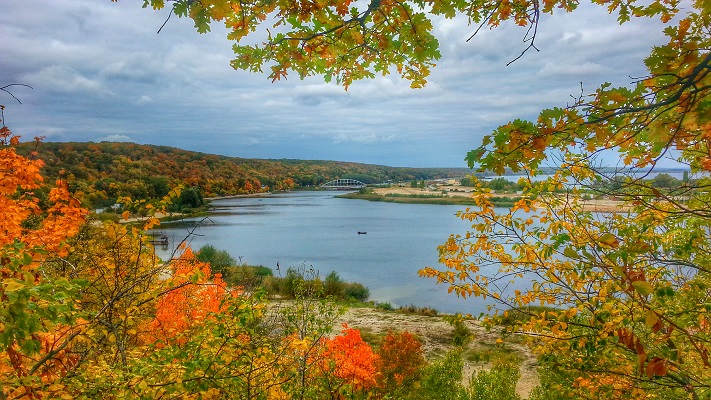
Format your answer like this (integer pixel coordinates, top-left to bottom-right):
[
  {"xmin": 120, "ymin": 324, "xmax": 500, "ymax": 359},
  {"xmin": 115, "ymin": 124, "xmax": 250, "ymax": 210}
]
[
  {"xmin": 645, "ymin": 309, "xmax": 658, "ymax": 328},
  {"xmin": 3, "ymin": 279, "xmax": 25, "ymax": 292},
  {"xmin": 598, "ymin": 233, "xmax": 619, "ymax": 248}
]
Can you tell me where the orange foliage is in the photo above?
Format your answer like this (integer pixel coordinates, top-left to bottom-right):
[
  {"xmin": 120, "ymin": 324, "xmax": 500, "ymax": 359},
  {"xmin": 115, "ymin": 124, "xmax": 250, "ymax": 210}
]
[
  {"xmin": 320, "ymin": 325, "xmax": 379, "ymax": 392},
  {"xmin": 1, "ymin": 127, "xmax": 87, "ymax": 398},
  {"xmin": 145, "ymin": 248, "xmax": 232, "ymax": 344},
  {"xmin": 376, "ymin": 330, "xmax": 425, "ymax": 388},
  {"xmin": 0, "ymin": 127, "xmax": 87, "ymax": 257}
]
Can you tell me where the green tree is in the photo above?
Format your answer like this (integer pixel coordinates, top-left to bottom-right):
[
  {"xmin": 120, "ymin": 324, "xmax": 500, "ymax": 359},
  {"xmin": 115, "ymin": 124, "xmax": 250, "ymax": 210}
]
[
  {"xmin": 650, "ymin": 173, "xmax": 681, "ymax": 189},
  {"xmin": 324, "ymin": 270, "xmax": 346, "ymax": 298},
  {"xmin": 175, "ymin": 186, "xmax": 203, "ymax": 209},
  {"xmin": 196, "ymin": 243, "xmax": 237, "ymax": 278}
]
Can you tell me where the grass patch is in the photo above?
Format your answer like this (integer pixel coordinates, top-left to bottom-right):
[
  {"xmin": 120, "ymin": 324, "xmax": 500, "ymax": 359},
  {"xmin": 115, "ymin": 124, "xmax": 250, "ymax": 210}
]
[
  {"xmin": 397, "ymin": 304, "xmax": 439, "ymax": 316},
  {"xmin": 464, "ymin": 342, "xmax": 521, "ymax": 365}
]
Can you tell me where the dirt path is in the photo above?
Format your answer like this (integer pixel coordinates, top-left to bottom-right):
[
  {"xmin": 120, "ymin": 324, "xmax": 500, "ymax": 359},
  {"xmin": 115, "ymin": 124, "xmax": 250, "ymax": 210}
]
[{"xmin": 337, "ymin": 307, "xmax": 539, "ymax": 398}]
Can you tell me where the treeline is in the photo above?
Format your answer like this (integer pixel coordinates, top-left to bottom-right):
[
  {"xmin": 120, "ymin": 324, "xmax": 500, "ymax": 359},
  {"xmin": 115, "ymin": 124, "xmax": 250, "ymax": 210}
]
[{"xmin": 16, "ymin": 141, "xmax": 469, "ymax": 209}]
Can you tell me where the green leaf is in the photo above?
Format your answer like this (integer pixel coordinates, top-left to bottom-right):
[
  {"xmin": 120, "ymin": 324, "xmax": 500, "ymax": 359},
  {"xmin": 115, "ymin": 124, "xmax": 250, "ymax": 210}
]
[
  {"xmin": 631, "ymin": 281, "xmax": 653, "ymax": 296},
  {"xmin": 563, "ymin": 247, "xmax": 578, "ymax": 259}
]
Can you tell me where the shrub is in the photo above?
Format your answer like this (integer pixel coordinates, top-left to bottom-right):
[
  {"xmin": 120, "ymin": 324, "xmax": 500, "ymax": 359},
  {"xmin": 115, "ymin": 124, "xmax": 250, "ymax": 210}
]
[
  {"xmin": 397, "ymin": 304, "xmax": 439, "ymax": 316},
  {"xmin": 468, "ymin": 362, "xmax": 521, "ymax": 400},
  {"xmin": 344, "ymin": 282, "xmax": 370, "ymax": 302},
  {"xmin": 324, "ymin": 271, "xmax": 345, "ymax": 298},
  {"xmin": 444, "ymin": 313, "xmax": 472, "ymax": 346},
  {"xmin": 413, "ymin": 351, "xmax": 467, "ymax": 400},
  {"xmin": 376, "ymin": 302, "xmax": 394, "ymax": 311},
  {"xmin": 223, "ymin": 265, "xmax": 273, "ymax": 288},
  {"xmin": 376, "ymin": 330, "xmax": 426, "ymax": 393},
  {"xmin": 196, "ymin": 244, "xmax": 236, "ymax": 278}
]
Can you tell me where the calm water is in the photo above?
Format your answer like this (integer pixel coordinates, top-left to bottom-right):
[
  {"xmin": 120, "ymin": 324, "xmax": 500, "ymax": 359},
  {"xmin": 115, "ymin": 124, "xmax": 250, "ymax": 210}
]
[{"xmin": 155, "ymin": 191, "xmax": 496, "ymax": 315}]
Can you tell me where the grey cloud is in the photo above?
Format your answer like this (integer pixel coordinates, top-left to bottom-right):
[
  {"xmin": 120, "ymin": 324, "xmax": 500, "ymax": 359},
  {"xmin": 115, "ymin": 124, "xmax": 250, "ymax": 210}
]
[
  {"xmin": 0, "ymin": 0, "xmax": 673, "ymax": 167},
  {"xmin": 21, "ymin": 65, "xmax": 110, "ymax": 96}
]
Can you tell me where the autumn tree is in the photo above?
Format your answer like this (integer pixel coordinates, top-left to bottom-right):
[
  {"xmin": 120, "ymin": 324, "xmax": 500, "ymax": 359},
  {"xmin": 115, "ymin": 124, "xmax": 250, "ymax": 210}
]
[
  {"xmin": 415, "ymin": 2, "xmax": 711, "ymax": 399},
  {"xmin": 135, "ymin": 0, "xmax": 682, "ymax": 88},
  {"xmin": 0, "ymin": 106, "xmax": 88, "ymax": 398},
  {"xmin": 316, "ymin": 325, "xmax": 380, "ymax": 398},
  {"xmin": 375, "ymin": 330, "xmax": 426, "ymax": 395}
]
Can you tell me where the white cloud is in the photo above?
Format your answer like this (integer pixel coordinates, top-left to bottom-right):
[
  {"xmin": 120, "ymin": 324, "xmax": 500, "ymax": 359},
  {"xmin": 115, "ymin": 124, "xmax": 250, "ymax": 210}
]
[
  {"xmin": 137, "ymin": 95, "xmax": 154, "ymax": 104},
  {"xmin": 97, "ymin": 134, "xmax": 132, "ymax": 142}
]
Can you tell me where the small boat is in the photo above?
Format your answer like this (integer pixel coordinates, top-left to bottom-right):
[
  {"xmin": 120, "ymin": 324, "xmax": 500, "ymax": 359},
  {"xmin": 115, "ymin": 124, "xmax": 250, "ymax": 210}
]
[{"xmin": 357, "ymin": 231, "xmax": 367, "ymax": 235}]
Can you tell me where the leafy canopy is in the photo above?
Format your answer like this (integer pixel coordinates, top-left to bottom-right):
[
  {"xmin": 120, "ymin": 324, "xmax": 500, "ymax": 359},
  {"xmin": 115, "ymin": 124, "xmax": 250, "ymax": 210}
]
[{"xmin": 132, "ymin": 0, "xmax": 681, "ymax": 88}]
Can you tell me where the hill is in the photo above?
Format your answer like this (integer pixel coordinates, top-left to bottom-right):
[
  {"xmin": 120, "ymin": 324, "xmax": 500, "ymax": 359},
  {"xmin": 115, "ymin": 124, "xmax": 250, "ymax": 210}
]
[{"xmin": 17, "ymin": 141, "xmax": 470, "ymax": 209}]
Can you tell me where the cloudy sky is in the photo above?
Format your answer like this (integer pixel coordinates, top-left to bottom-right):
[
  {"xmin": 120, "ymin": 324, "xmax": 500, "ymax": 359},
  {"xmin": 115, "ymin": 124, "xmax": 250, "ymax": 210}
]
[{"xmin": 1, "ymin": 1, "xmax": 672, "ymax": 167}]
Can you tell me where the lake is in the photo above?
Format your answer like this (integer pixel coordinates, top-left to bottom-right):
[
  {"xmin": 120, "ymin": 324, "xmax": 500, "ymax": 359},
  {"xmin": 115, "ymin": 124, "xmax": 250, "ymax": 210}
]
[{"xmin": 154, "ymin": 191, "xmax": 497, "ymax": 315}]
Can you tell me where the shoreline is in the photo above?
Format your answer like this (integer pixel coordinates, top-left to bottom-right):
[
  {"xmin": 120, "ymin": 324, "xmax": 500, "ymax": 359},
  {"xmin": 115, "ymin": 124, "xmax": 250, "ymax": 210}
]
[
  {"xmin": 205, "ymin": 192, "xmax": 274, "ymax": 201},
  {"xmin": 341, "ymin": 187, "xmax": 632, "ymax": 213}
]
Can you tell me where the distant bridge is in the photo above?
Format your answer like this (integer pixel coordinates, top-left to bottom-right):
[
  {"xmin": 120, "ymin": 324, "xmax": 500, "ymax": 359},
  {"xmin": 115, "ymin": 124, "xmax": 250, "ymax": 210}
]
[{"xmin": 321, "ymin": 178, "xmax": 367, "ymax": 190}]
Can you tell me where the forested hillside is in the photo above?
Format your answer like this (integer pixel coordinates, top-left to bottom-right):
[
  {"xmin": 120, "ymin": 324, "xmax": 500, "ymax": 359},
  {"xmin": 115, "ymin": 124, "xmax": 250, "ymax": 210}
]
[{"xmin": 16, "ymin": 141, "xmax": 468, "ymax": 208}]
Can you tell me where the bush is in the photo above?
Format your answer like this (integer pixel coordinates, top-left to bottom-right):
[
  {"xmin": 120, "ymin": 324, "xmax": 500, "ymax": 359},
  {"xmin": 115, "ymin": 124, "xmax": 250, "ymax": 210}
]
[
  {"xmin": 344, "ymin": 282, "xmax": 370, "ymax": 302},
  {"xmin": 280, "ymin": 266, "xmax": 323, "ymax": 298},
  {"xmin": 324, "ymin": 271, "xmax": 345, "ymax": 298},
  {"xmin": 412, "ymin": 351, "xmax": 467, "ymax": 400},
  {"xmin": 223, "ymin": 265, "xmax": 273, "ymax": 288},
  {"xmin": 376, "ymin": 330, "xmax": 426, "ymax": 394},
  {"xmin": 258, "ymin": 267, "xmax": 369, "ymax": 302},
  {"xmin": 397, "ymin": 304, "xmax": 439, "ymax": 316},
  {"xmin": 444, "ymin": 313, "xmax": 472, "ymax": 346},
  {"xmin": 196, "ymin": 244, "xmax": 236, "ymax": 278},
  {"xmin": 468, "ymin": 362, "xmax": 521, "ymax": 400}
]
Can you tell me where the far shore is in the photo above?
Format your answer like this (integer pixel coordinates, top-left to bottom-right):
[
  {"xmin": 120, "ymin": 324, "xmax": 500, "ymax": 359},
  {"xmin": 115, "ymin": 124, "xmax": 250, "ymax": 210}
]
[
  {"xmin": 199, "ymin": 186, "xmax": 631, "ymax": 213},
  {"xmin": 205, "ymin": 192, "xmax": 273, "ymax": 201},
  {"xmin": 345, "ymin": 186, "xmax": 632, "ymax": 213}
]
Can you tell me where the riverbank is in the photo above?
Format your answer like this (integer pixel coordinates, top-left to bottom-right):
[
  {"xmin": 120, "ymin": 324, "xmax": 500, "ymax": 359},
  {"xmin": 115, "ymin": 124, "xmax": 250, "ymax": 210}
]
[
  {"xmin": 340, "ymin": 187, "xmax": 631, "ymax": 212},
  {"xmin": 204, "ymin": 192, "xmax": 273, "ymax": 201}
]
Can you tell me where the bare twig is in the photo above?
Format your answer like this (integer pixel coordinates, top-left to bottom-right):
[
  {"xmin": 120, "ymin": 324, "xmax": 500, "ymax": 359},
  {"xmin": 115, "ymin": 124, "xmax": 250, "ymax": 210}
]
[{"xmin": 0, "ymin": 83, "xmax": 33, "ymax": 104}]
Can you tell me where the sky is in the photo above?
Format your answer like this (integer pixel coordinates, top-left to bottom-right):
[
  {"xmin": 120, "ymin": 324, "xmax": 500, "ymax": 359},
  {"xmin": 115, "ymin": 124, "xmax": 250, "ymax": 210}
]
[{"xmin": 0, "ymin": 1, "xmax": 675, "ymax": 168}]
